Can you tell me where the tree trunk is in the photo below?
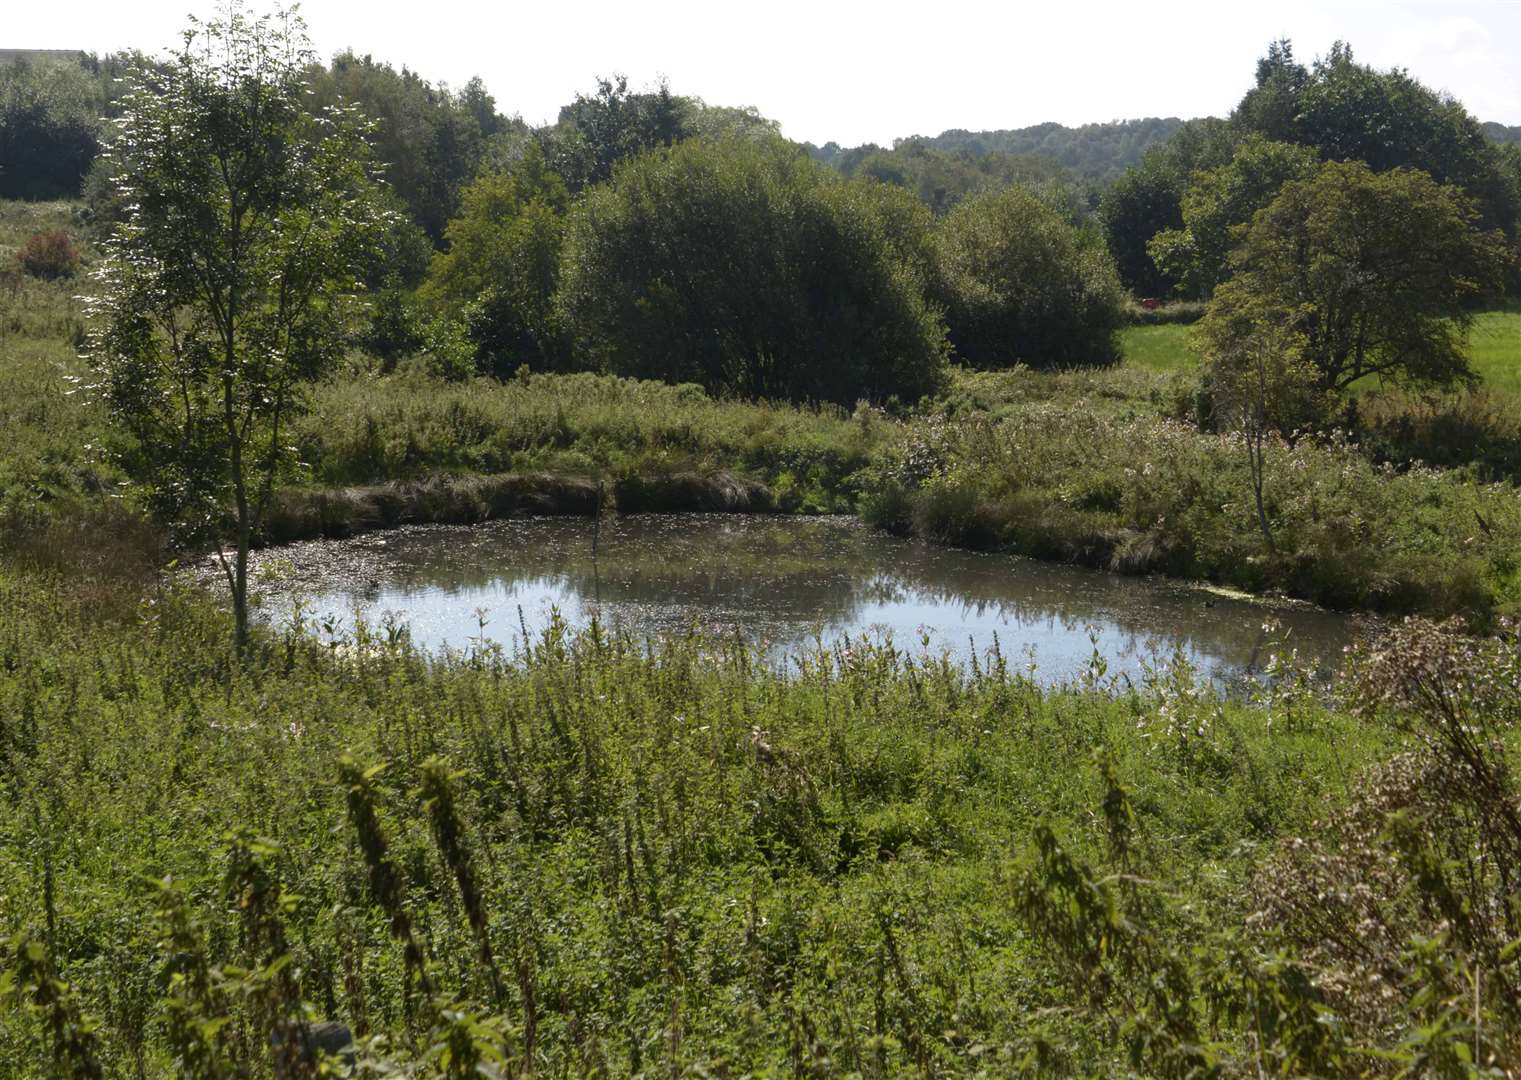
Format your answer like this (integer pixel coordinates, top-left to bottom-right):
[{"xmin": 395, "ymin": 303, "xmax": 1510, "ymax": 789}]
[
  {"xmin": 1248, "ymin": 428, "xmax": 1276, "ymax": 555},
  {"xmin": 232, "ymin": 530, "xmax": 250, "ymax": 656},
  {"xmin": 1249, "ymin": 343, "xmax": 1277, "ymax": 554}
]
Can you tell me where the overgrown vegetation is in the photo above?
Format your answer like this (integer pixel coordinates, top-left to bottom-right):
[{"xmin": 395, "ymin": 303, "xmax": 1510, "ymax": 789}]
[
  {"xmin": 5, "ymin": 11, "xmax": 1521, "ymax": 1075},
  {"xmin": 1, "ymin": 566, "xmax": 1518, "ymax": 1075},
  {"xmin": 862, "ymin": 369, "xmax": 1521, "ymax": 623}
]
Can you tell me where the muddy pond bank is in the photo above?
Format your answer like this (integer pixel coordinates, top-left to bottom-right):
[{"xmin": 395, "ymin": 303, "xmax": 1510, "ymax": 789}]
[{"xmin": 259, "ymin": 470, "xmax": 779, "ymax": 545}]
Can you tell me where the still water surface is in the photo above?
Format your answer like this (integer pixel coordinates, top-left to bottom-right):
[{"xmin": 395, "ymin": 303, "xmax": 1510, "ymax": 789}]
[{"xmin": 250, "ymin": 515, "xmax": 1360, "ymax": 684}]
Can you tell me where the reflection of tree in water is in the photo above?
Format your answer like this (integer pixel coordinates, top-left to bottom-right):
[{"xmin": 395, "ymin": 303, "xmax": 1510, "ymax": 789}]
[{"xmin": 255, "ymin": 514, "xmax": 1357, "ymax": 674}]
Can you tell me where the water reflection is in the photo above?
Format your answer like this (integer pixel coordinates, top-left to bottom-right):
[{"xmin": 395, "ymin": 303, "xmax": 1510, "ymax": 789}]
[{"xmin": 249, "ymin": 514, "xmax": 1361, "ymax": 684}]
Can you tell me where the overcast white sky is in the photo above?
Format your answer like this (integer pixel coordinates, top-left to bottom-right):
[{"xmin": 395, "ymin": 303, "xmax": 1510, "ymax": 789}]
[{"xmin": 8, "ymin": 0, "xmax": 1520, "ymax": 145}]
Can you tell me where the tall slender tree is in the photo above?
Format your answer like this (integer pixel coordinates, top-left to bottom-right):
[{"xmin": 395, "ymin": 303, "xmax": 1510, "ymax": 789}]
[{"xmin": 90, "ymin": 3, "xmax": 386, "ymax": 653}]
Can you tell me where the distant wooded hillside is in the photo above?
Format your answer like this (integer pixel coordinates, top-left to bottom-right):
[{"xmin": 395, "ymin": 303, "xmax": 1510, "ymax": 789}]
[
  {"xmin": 0, "ymin": 49, "xmax": 89, "ymax": 65},
  {"xmin": 808, "ymin": 118, "xmax": 1190, "ymax": 184},
  {"xmin": 1484, "ymin": 121, "xmax": 1521, "ymax": 145},
  {"xmin": 811, "ymin": 113, "xmax": 1520, "ymax": 185}
]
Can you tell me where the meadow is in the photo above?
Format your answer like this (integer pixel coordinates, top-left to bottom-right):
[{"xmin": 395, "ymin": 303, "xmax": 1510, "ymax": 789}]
[
  {"xmin": 2, "ymin": 565, "xmax": 1517, "ymax": 1075},
  {"xmin": 4, "ymin": 200, "xmax": 1521, "ymax": 1075},
  {"xmin": 1120, "ymin": 312, "xmax": 1521, "ymax": 390}
]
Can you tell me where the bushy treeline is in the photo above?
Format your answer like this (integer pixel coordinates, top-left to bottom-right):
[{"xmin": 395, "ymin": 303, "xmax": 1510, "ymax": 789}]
[
  {"xmin": 14, "ymin": 35, "xmax": 1519, "ymax": 407},
  {"xmin": 405, "ymin": 132, "xmax": 1124, "ymax": 402},
  {"xmin": 557, "ymin": 141, "xmax": 950, "ymax": 402},
  {"xmin": 0, "ymin": 53, "xmax": 136, "ymax": 200},
  {"xmin": 1101, "ymin": 39, "xmax": 1521, "ymax": 300}
]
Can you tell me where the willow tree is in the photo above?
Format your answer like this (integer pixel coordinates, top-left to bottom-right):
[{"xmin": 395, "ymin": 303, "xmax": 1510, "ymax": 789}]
[{"xmin": 90, "ymin": 4, "xmax": 385, "ymax": 652}]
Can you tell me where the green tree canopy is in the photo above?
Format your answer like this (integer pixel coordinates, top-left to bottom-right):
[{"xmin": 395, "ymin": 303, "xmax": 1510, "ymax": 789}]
[
  {"xmin": 678, "ymin": 98, "xmax": 783, "ymax": 144},
  {"xmin": 1148, "ymin": 136, "xmax": 1318, "ymax": 299},
  {"xmin": 305, "ymin": 52, "xmax": 516, "ymax": 242},
  {"xmin": 934, "ymin": 185, "xmax": 1127, "ymax": 369},
  {"xmin": 422, "ymin": 147, "xmax": 570, "ymax": 372},
  {"xmin": 540, "ymin": 75, "xmax": 688, "ymax": 193},
  {"xmin": 1232, "ymin": 40, "xmax": 1520, "ymax": 241},
  {"xmin": 1099, "ymin": 119, "xmax": 1236, "ymax": 296},
  {"xmin": 1198, "ymin": 160, "xmax": 1512, "ymax": 394},
  {"xmin": 91, "ymin": 4, "xmax": 386, "ymax": 651},
  {"xmin": 0, "ymin": 57, "xmax": 107, "ymax": 199},
  {"xmin": 556, "ymin": 139, "xmax": 948, "ymax": 404}
]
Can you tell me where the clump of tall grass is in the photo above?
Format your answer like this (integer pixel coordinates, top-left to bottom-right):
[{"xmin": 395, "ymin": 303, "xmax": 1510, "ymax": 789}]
[
  {"xmin": 10, "ymin": 562, "xmax": 1517, "ymax": 1073},
  {"xmin": 297, "ymin": 366, "xmax": 878, "ymax": 512},
  {"xmin": 863, "ymin": 404, "xmax": 1521, "ymax": 622},
  {"xmin": 1355, "ymin": 387, "xmax": 1521, "ymax": 483}
]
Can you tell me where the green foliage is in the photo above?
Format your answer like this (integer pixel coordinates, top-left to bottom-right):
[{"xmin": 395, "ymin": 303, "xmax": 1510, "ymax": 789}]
[
  {"xmin": 88, "ymin": 4, "xmax": 388, "ymax": 651},
  {"xmin": 359, "ymin": 285, "xmax": 428, "ymax": 366},
  {"xmin": 1147, "ymin": 136, "xmax": 1317, "ymax": 299},
  {"xmin": 677, "ymin": 98, "xmax": 783, "ymax": 144},
  {"xmin": 422, "ymin": 148, "xmax": 569, "ymax": 373},
  {"xmin": 1100, "ymin": 119, "xmax": 1237, "ymax": 296},
  {"xmin": 557, "ymin": 138, "xmax": 948, "ymax": 404},
  {"xmin": 305, "ymin": 52, "xmax": 514, "ymax": 243},
  {"xmin": 1202, "ymin": 312, "xmax": 1336, "ymax": 436},
  {"xmin": 1231, "ymin": 38, "xmax": 1309, "ymax": 145},
  {"xmin": 3, "ymin": 562, "xmax": 1519, "ymax": 1073},
  {"xmin": 834, "ymin": 139, "xmax": 1085, "ymax": 216},
  {"xmin": 864, "ymin": 374, "xmax": 1521, "ymax": 620},
  {"xmin": 0, "ymin": 201, "xmax": 135, "ymax": 546},
  {"xmin": 1106, "ymin": 37, "xmax": 1521, "ymax": 303},
  {"xmin": 817, "ymin": 116, "xmax": 1187, "ymax": 185},
  {"xmin": 540, "ymin": 75, "xmax": 688, "ymax": 194},
  {"xmin": 1, "ymin": 934, "xmax": 106, "ymax": 1077},
  {"xmin": 1234, "ymin": 40, "xmax": 1521, "ymax": 241},
  {"xmin": 1199, "ymin": 161, "xmax": 1513, "ymax": 393},
  {"xmin": 933, "ymin": 185, "xmax": 1127, "ymax": 369},
  {"xmin": 0, "ymin": 57, "xmax": 107, "ymax": 200},
  {"xmin": 296, "ymin": 367, "xmax": 875, "ymax": 506}
]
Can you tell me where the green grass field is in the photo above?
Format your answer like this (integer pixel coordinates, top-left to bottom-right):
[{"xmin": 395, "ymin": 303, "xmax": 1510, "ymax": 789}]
[
  {"xmin": 1468, "ymin": 309, "xmax": 1521, "ymax": 393},
  {"xmin": 1120, "ymin": 311, "xmax": 1521, "ymax": 388},
  {"xmin": 1118, "ymin": 322, "xmax": 1197, "ymax": 373}
]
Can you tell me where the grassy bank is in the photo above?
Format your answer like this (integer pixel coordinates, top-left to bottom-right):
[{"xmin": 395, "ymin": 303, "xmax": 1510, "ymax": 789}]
[
  {"xmin": 865, "ymin": 369, "xmax": 1521, "ymax": 623},
  {"xmin": 2, "ymin": 567, "xmax": 1517, "ymax": 1075},
  {"xmin": 4, "ymin": 196, "xmax": 1519, "ymax": 622},
  {"xmin": 298, "ymin": 367, "xmax": 875, "ymax": 513}
]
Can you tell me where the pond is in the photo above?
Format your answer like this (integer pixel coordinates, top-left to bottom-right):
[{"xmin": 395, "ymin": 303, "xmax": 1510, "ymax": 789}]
[{"xmin": 244, "ymin": 514, "xmax": 1363, "ymax": 686}]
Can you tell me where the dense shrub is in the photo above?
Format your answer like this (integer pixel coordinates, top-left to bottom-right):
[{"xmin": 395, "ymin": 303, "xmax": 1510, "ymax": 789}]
[
  {"xmin": 0, "ymin": 59, "xmax": 105, "ymax": 200},
  {"xmin": 933, "ymin": 185, "xmax": 1128, "ymax": 369},
  {"xmin": 1147, "ymin": 135, "xmax": 1318, "ymax": 299},
  {"xmin": 556, "ymin": 139, "xmax": 949, "ymax": 405},
  {"xmin": 422, "ymin": 153, "xmax": 569, "ymax": 374},
  {"xmin": 358, "ymin": 285, "xmax": 427, "ymax": 364},
  {"xmin": 15, "ymin": 228, "xmax": 80, "ymax": 279},
  {"xmin": 1355, "ymin": 388, "xmax": 1521, "ymax": 483}
]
